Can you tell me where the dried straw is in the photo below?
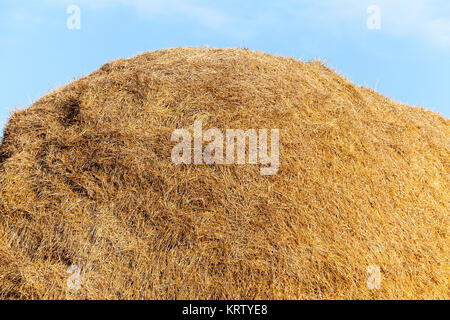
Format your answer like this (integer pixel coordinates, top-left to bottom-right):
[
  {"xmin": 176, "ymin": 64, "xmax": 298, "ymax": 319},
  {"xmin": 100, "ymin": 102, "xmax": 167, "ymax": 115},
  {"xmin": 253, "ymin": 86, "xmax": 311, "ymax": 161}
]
[{"xmin": 0, "ymin": 48, "xmax": 448, "ymax": 299}]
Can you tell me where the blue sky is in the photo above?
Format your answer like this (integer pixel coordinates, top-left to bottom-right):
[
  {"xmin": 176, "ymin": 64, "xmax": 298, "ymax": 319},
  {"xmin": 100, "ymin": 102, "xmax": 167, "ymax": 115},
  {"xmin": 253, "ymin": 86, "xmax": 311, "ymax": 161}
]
[{"xmin": 1, "ymin": 0, "xmax": 449, "ymax": 133}]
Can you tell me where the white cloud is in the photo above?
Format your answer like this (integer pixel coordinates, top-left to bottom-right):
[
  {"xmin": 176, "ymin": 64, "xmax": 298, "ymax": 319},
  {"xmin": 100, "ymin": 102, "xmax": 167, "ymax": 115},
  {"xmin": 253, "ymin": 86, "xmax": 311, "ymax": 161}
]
[
  {"xmin": 426, "ymin": 18, "xmax": 450, "ymax": 47},
  {"xmin": 318, "ymin": 0, "xmax": 450, "ymax": 48},
  {"xmin": 44, "ymin": 0, "xmax": 450, "ymax": 48},
  {"xmin": 3, "ymin": 7, "xmax": 43, "ymax": 25},
  {"xmin": 48, "ymin": 0, "xmax": 232, "ymax": 30}
]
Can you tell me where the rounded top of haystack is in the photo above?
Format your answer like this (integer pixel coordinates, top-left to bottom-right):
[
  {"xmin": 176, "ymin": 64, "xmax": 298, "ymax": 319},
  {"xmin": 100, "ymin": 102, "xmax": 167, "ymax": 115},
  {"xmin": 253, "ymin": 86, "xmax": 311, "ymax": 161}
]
[{"xmin": 0, "ymin": 48, "xmax": 448, "ymax": 300}]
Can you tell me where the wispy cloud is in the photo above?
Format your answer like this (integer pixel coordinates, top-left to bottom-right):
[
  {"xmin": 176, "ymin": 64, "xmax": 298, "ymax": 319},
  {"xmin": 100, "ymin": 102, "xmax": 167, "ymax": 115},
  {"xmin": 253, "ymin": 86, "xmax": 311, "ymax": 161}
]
[
  {"xmin": 48, "ymin": 0, "xmax": 233, "ymax": 30},
  {"xmin": 372, "ymin": 0, "xmax": 450, "ymax": 48},
  {"xmin": 310, "ymin": 0, "xmax": 450, "ymax": 48},
  {"xmin": 2, "ymin": 7, "xmax": 43, "ymax": 26},
  {"xmin": 44, "ymin": 0, "xmax": 450, "ymax": 48}
]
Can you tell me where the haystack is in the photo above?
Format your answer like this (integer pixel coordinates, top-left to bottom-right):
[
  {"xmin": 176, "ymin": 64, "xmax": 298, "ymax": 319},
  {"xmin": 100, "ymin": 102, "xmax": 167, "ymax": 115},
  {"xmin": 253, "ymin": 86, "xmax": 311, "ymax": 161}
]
[{"xmin": 0, "ymin": 48, "xmax": 448, "ymax": 299}]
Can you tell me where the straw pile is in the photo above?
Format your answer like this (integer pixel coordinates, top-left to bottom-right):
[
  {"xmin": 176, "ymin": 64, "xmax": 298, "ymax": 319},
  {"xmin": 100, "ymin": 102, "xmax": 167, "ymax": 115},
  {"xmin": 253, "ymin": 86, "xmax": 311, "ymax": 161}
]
[{"xmin": 0, "ymin": 48, "xmax": 448, "ymax": 299}]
